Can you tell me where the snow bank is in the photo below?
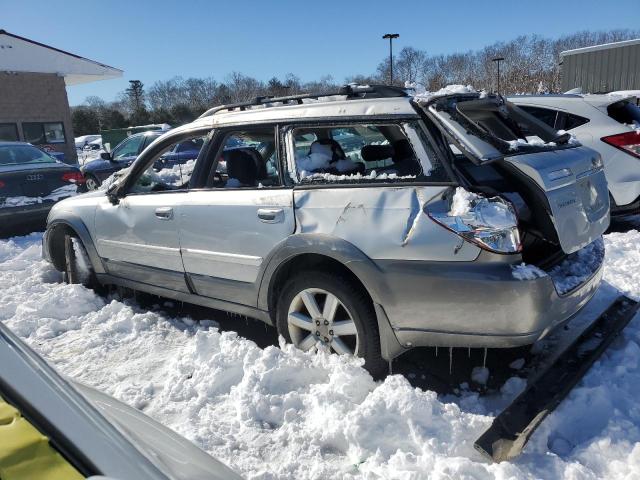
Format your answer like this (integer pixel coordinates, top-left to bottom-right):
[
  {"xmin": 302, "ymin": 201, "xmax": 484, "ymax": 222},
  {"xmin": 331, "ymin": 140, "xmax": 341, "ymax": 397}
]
[{"xmin": 1, "ymin": 228, "xmax": 640, "ymax": 479}]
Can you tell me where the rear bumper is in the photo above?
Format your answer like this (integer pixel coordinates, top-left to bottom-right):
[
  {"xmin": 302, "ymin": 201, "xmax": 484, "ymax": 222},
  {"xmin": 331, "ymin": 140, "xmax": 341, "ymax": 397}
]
[
  {"xmin": 0, "ymin": 203, "xmax": 53, "ymax": 231},
  {"xmin": 373, "ymin": 247, "xmax": 604, "ymax": 350}
]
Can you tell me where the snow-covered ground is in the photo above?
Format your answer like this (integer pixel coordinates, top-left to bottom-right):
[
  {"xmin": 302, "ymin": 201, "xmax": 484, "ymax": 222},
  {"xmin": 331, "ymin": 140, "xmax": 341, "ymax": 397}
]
[{"xmin": 1, "ymin": 228, "xmax": 640, "ymax": 479}]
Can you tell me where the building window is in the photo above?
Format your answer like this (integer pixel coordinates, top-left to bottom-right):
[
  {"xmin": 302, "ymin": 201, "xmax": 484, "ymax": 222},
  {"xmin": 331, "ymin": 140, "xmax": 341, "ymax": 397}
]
[
  {"xmin": 0, "ymin": 123, "xmax": 19, "ymax": 141},
  {"xmin": 22, "ymin": 122, "xmax": 66, "ymax": 145}
]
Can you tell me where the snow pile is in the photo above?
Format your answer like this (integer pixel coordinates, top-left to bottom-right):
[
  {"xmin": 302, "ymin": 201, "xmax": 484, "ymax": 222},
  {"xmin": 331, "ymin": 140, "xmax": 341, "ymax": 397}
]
[
  {"xmin": 150, "ymin": 159, "xmax": 196, "ymax": 187},
  {"xmin": 1, "ymin": 229, "xmax": 640, "ymax": 478},
  {"xmin": 449, "ymin": 187, "xmax": 477, "ymax": 216},
  {"xmin": 409, "ymin": 83, "xmax": 479, "ymax": 103},
  {"xmin": 296, "ymin": 142, "xmax": 360, "ymax": 175},
  {"xmin": 512, "ymin": 263, "xmax": 547, "ymax": 281},
  {"xmin": 448, "ymin": 187, "xmax": 517, "ymax": 230},
  {"xmin": 0, "ymin": 184, "xmax": 78, "ymax": 208},
  {"xmin": 300, "ymin": 170, "xmax": 415, "ymax": 183},
  {"xmin": 507, "ymin": 136, "xmax": 556, "ymax": 151},
  {"xmin": 548, "ymin": 238, "xmax": 605, "ymax": 295},
  {"xmin": 512, "ymin": 238, "xmax": 605, "ymax": 295},
  {"xmin": 556, "ymin": 130, "xmax": 582, "ymax": 145}
]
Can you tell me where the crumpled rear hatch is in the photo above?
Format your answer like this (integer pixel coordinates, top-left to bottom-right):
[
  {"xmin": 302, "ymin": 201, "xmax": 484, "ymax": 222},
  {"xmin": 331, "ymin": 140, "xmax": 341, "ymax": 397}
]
[{"xmin": 420, "ymin": 94, "xmax": 610, "ymax": 254}]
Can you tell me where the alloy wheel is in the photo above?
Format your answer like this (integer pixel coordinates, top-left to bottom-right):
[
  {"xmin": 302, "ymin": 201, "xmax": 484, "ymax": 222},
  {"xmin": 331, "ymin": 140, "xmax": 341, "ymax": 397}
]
[
  {"xmin": 85, "ymin": 176, "xmax": 99, "ymax": 190},
  {"xmin": 287, "ymin": 288, "xmax": 359, "ymax": 355}
]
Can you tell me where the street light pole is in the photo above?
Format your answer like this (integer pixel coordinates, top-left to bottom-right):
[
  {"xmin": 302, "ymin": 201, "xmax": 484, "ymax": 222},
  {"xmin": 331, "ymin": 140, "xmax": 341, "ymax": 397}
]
[
  {"xmin": 382, "ymin": 33, "xmax": 399, "ymax": 85},
  {"xmin": 492, "ymin": 57, "xmax": 505, "ymax": 95}
]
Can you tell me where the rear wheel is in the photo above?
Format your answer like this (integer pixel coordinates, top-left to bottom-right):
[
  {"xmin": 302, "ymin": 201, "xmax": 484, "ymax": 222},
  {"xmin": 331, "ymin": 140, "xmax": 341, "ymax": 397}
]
[
  {"xmin": 85, "ymin": 174, "xmax": 100, "ymax": 191},
  {"xmin": 276, "ymin": 270, "xmax": 387, "ymax": 378}
]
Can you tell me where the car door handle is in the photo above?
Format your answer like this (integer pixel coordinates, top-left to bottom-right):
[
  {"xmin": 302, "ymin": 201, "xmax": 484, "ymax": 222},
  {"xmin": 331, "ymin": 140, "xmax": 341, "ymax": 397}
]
[
  {"xmin": 257, "ymin": 208, "xmax": 284, "ymax": 223},
  {"xmin": 155, "ymin": 207, "xmax": 173, "ymax": 220}
]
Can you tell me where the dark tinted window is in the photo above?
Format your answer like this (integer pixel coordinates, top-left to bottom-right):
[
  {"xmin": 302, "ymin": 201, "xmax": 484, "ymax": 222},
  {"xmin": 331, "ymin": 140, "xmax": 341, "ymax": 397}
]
[
  {"xmin": 608, "ymin": 100, "xmax": 640, "ymax": 125},
  {"xmin": 561, "ymin": 113, "xmax": 590, "ymax": 130},
  {"xmin": 0, "ymin": 145, "xmax": 56, "ymax": 165},
  {"xmin": 0, "ymin": 124, "xmax": 19, "ymax": 141},
  {"xmin": 519, "ymin": 106, "xmax": 558, "ymax": 128}
]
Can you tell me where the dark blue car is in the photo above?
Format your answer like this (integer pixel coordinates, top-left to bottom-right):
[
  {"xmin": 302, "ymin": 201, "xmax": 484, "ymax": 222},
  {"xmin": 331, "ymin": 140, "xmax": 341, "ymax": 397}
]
[
  {"xmin": 0, "ymin": 142, "xmax": 85, "ymax": 236},
  {"xmin": 81, "ymin": 132, "xmax": 204, "ymax": 190}
]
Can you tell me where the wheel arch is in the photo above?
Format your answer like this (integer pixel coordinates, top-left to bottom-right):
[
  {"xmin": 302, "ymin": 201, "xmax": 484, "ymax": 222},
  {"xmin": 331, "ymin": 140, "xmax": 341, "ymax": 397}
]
[
  {"xmin": 46, "ymin": 217, "xmax": 105, "ymax": 274},
  {"xmin": 258, "ymin": 234, "xmax": 386, "ymax": 315},
  {"xmin": 258, "ymin": 234, "xmax": 405, "ymax": 362}
]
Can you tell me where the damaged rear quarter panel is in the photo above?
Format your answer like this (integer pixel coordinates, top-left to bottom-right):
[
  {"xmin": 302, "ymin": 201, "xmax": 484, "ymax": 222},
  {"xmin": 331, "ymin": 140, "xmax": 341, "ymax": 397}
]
[{"xmin": 293, "ymin": 186, "xmax": 481, "ymax": 262}]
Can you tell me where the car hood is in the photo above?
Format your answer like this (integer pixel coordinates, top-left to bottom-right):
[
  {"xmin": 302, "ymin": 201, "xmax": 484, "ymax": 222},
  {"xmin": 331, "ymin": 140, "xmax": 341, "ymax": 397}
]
[{"xmin": 74, "ymin": 382, "xmax": 242, "ymax": 480}]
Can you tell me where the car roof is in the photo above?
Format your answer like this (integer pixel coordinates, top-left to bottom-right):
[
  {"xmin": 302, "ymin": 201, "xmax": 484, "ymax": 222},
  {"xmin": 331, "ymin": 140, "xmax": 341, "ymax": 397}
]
[
  {"xmin": 508, "ymin": 93, "xmax": 627, "ymax": 108},
  {"xmin": 0, "ymin": 141, "xmax": 32, "ymax": 147},
  {"xmin": 177, "ymin": 96, "xmax": 418, "ymax": 133}
]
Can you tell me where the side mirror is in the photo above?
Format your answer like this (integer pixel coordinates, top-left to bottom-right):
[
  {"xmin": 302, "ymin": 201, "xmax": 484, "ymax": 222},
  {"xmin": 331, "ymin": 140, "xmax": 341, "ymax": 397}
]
[
  {"xmin": 100, "ymin": 152, "xmax": 112, "ymax": 161},
  {"xmin": 106, "ymin": 182, "xmax": 122, "ymax": 205}
]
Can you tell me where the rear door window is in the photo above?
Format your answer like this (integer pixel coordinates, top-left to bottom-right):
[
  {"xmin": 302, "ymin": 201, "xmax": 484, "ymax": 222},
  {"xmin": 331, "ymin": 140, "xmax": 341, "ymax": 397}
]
[
  {"xmin": 558, "ymin": 112, "xmax": 590, "ymax": 130},
  {"xmin": 607, "ymin": 100, "xmax": 640, "ymax": 127},
  {"xmin": 289, "ymin": 122, "xmax": 449, "ymax": 183}
]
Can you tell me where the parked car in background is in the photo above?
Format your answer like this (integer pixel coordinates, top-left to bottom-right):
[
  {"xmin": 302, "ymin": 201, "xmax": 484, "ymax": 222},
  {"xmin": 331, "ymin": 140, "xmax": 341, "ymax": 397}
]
[
  {"xmin": 0, "ymin": 320, "xmax": 241, "ymax": 480},
  {"xmin": 75, "ymin": 134, "xmax": 102, "ymax": 151},
  {"xmin": 0, "ymin": 142, "xmax": 84, "ymax": 236},
  {"xmin": 81, "ymin": 132, "xmax": 204, "ymax": 190},
  {"xmin": 44, "ymin": 85, "xmax": 610, "ymax": 378},
  {"xmin": 509, "ymin": 93, "xmax": 640, "ymax": 217},
  {"xmin": 81, "ymin": 131, "xmax": 162, "ymax": 190}
]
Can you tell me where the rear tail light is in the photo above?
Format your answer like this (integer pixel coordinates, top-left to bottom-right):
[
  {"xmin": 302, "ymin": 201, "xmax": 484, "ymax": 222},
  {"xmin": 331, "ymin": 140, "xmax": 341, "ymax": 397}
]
[
  {"xmin": 427, "ymin": 188, "xmax": 522, "ymax": 254},
  {"xmin": 61, "ymin": 171, "xmax": 85, "ymax": 184},
  {"xmin": 0, "ymin": 180, "xmax": 4, "ymax": 189},
  {"xmin": 601, "ymin": 131, "xmax": 640, "ymax": 159}
]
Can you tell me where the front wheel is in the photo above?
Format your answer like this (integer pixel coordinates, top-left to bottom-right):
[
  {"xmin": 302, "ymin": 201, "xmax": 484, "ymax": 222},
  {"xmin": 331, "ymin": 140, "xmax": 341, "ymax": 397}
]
[
  {"xmin": 84, "ymin": 174, "xmax": 100, "ymax": 191},
  {"xmin": 62, "ymin": 234, "xmax": 97, "ymax": 288},
  {"xmin": 276, "ymin": 270, "xmax": 387, "ymax": 378}
]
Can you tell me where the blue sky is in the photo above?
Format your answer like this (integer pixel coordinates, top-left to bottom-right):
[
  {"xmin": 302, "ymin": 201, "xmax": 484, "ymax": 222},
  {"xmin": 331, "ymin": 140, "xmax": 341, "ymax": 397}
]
[{"xmin": 2, "ymin": 0, "xmax": 638, "ymax": 105}]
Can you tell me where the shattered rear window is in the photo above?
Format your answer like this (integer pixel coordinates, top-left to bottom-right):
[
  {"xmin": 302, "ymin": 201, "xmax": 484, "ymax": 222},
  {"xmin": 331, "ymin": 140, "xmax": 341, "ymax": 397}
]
[
  {"xmin": 436, "ymin": 96, "xmax": 574, "ymax": 156},
  {"xmin": 291, "ymin": 122, "xmax": 450, "ymax": 185}
]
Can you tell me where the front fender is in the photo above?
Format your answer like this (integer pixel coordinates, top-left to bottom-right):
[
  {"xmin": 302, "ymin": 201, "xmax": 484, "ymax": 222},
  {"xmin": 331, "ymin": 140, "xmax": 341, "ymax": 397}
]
[{"xmin": 45, "ymin": 215, "xmax": 105, "ymax": 274}]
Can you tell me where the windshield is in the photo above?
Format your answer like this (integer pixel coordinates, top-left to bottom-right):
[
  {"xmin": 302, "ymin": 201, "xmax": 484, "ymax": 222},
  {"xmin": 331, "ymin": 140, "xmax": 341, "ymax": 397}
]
[{"xmin": 0, "ymin": 145, "xmax": 56, "ymax": 166}]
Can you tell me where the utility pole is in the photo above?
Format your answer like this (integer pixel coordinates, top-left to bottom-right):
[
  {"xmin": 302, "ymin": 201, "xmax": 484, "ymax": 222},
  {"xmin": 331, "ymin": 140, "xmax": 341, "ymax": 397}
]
[
  {"xmin": 492, "ymin": 57, "xmax": 505, "ymax": 95},
  {"xmin": 382, "ymin": 33, "xmax": 399, "ymax": 85}
]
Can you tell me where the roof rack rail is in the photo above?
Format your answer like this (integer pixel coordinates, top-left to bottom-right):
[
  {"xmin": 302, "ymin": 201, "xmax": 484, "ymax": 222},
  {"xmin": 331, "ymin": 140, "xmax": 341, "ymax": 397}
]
[{"xmin": 198, "ymin": 84, "xmax": 408, "ymax": 118}]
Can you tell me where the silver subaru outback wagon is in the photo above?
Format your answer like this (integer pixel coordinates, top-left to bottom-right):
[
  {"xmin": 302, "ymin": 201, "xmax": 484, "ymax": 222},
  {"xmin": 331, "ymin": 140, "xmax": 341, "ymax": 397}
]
[{"xmin": 43, "ymin": 85, "xmax": 610, "ymax": 377}]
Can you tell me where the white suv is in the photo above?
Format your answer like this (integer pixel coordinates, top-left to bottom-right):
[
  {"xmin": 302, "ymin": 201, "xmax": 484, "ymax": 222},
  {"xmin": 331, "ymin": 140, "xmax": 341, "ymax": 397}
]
[{"xmin": 509, "ymin": 93, "xmax": 640, "ymax": 217}]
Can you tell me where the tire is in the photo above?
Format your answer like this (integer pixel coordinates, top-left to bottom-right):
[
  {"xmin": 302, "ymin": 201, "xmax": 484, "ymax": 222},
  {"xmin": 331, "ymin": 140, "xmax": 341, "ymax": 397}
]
[
  {"xmin": 63, "ymin": 234, "xmax": 98, "ymax": 288},
  {"xmin": 276, "ymin": 270, "xmax": 387, "ymax": 378},
  {"xmin": 85, "ymin": 174, "xmax": 100, "ymax": 191}
]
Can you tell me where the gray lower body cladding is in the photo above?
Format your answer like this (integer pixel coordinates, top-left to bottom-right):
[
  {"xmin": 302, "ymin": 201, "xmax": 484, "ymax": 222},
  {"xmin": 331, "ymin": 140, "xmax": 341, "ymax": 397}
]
[{"xmin": 372, "ymin": 253, "xmax": 603, "ymax": 349}]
